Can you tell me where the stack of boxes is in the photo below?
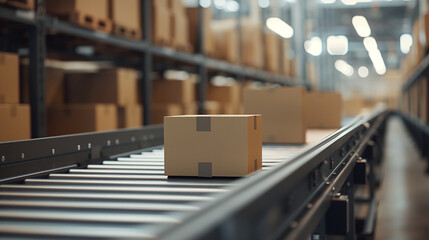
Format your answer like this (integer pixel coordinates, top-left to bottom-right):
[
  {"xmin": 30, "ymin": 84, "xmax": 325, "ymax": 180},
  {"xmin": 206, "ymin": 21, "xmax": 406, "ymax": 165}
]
[
  {"xmin": 241, "ymin": 20, "xmax": 264, "ymax": 69},
  {"xmin": 264, "ymin": 32, "xmax": 280, "ymax": 73},
  {"xmin": 187, "ymin": 7, "xmax": 216, "ymax": 57},
  {"xmin": 168, "ymin": 0, "xmax": 192, "ymax": 52},
  {"xmin": 152, "ymin": 78, "xmax": 197, "ymax": 124},
  {"xmin": 211, "ymin": 19, "xmax": 239, "ymax": 64},
  {"xmin": 47, "ymin": 68, "xmax": 141, "ymax": 136},
  {"xmin": 0, "ymin": 51, "xmax": 31, "ymax": 142},
  {"xmin": 207, "ymin": 82, "xmax": 243, "ymax": 114},
  {"xmin": 108, "ymin": 0, "xmax": 141, "ymax": 40}
]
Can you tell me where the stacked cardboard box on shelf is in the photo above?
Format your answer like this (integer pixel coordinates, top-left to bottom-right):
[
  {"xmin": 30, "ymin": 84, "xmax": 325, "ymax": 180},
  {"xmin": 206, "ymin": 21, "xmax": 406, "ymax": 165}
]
[
  {"xmin": 282, "ymin": 39, "xmax": 296, "ymax": 77},
  {"xmin": 152, "ymin": 0, "xmax": 170, "ymax": 46},
  {"xmin": 343, "ymin": 97, "xmax": 364, "ymax": 117},
  {"xmin": 108, "ymin": 0, "xmax": 141, "ymax": 40},
  {"xmin": 244, "ymin": 87, "xmax": 307, "ymax": 144},
  {"xmin": 264, "ymin": 32, "xmax": 280, "ymax": 73},
  {"xmin": 46, "ymin": 0, "xmax": 112, "ymax": 33},
  {"xmin": 0, "ymin": 52, "xmax": 31, "ymax": 142},
  {"xmin": 207, "ymin": 82, "xmax": 242, "ymax": 114},
  {"xmin": 186, "ymin": 7, "xmax": 216, "ymax": 57},
  {"xmin": 211, "ymin": 19, "xmax": 239, "ymax": 64},
  {"xmin": 241, "ymin": 20, "xmax": 264, "ymax": 69},
  {"xmin": 152, "ymin": 78, "xmax": 197, "ymax": 124},
  {"xmin": 46, "ymin": 68, "xmax": 141, "ymax": 136},
  {"xmin": 168, "ymin": 0, "xmax": 192, "ymax": 52}
]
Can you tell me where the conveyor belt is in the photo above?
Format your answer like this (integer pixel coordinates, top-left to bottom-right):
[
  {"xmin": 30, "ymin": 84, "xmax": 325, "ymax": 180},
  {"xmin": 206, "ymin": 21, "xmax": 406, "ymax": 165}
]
[{"xmin": 0, "ymin": 130, "xmax": 334, "ymax": 239}]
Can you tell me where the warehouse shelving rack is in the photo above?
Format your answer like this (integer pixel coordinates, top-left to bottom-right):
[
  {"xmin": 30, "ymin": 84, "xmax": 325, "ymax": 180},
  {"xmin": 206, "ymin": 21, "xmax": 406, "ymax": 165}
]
[
  {"xmin": 0, "ymin": 0, "xmax": 302, "ymax": 139},
  {"xmin": 401, "ymin": 54, "xmax": 429, "ymax": 169}
]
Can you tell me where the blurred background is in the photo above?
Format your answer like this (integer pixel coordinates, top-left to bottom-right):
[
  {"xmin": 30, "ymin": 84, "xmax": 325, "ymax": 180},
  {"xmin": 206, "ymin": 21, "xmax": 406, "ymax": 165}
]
[{"xmin": 0, "ymin": 0, "xmax": 425, "ymax": 141}]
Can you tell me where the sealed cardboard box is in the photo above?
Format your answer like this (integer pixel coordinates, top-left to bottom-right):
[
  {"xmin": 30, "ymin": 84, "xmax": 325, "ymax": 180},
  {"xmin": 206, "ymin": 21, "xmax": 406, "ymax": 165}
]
[
  {"xmin": 152, "ymin": 104, "xmax": 183, "ymax": 124},
  {"xmin": 48, "ymin": 104, "xmax": 117, "ymax": 136},
  {"xmin": 164, "ymin": 114, "xmax": 262, "ymax": 177},
  {"xmin": 244, "ymin": 87, "xmax": 306, "ymax": 144},
  {"xmin": 171, "ymin": 12, "xmax": 191, "ymax": 52},
  {"xmin": 109, "ymin": 0, "xmax": 141, "ymax": 39},
  {"xmin": 153, "ymin": 79, "xmax": 195, "ymax": 104},
  {"xmin": 207, "ymin": 83, "xmax": 241, "ymax": 104},
  {"xmin": 0, "ymin": 104, "xmax": 30, "ymax": 142},
  {"xmin": 118, "ymin": 105, "xmax": 142, "ymax": 129},
  {"xmin": 0, "ymin": 52, "xmax": 19, "ymax": 104},
  {"xmin": 65, "ymin": 68, "xmax": 138, "ymax": 105},
  {"xmin": 22, "ymin": 66, "xmax": 65, "ymax": 106},
  {"xmin": 306, "ymin": 91, "xmax": 342, "ymax": 129}
]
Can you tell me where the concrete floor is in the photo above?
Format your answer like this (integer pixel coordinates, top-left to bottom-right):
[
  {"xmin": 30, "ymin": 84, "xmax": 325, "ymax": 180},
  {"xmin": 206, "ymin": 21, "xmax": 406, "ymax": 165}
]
[{"xmin": 375, "ymin": 117, "xmax": 429, "ymax": 240}]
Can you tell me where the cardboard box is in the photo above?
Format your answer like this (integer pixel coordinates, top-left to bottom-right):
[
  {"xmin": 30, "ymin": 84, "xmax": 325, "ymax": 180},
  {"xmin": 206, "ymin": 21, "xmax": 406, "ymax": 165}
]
[
  {"xmin": 6, "ymin": 0, "xmax": 34, "ymax": 10},
  {"xmin": 265, "ymin": 32, "xmax": 280, "ymax": 73},
  {"xmin": 171, "ymin": 12, "xmax": 191, "ymax": 51},
  {"xmin": 167, "ymin": 0, "xmax": 185, "ymax": 15},
  {"xmin": 205, "ymin": 101, "xmax": 220, "ymax": 114},
  {"xmin": 48, "ymin": 104, "xmax": 117, "ymax": 136},
  {"xmin": 244, "ymin": 87, "xmax": 307, "ymax": 144},
  {"xmin": 186, "ymin": 7, "xmax": 215, "ymax": 56},
  {"xmin": 46, "ymin": 0, "xmax": 109, "ymax": 19},
  {"xmin": 211, "ymin": 20, "xmax": 239, "ymax": 64},
  {"xmin": 343, "ymin": 97, "xmax": 364, "ymax": 117},
  {"xmin": 153, "ymin": 79, "xmax": 196, "ymax": 104},
  {"xmin": 118, "ymin": 104, "xmax": 142, "ymax": 129},
  {"xmin": 241, "ymin": 20, "xmax": 264, "ymax": 69},
  {"xmin": 65, "ymin": 68, "xmax": 138, "ymax": 105},
  {"xmin": 207, "ymin": 83, "xmax": 241, "ymax": 104},
  {"xmin": 152, "ymin": 0, "xmax": 171, "ymax": 45},
  {"xmin": 306, "ymin": 92, "xmax": 342, "ymax": 129},
  {"xmin": 22, "ymin": 66, "xmax": 65, "ymax": 106},
  {"xmin": 0, "ymin": 52, "xmax": 19, "ymax": 104},
  {"xmin": 152, "ymin": 104, "xmax": 183, "ymax": 124},
  {"xmin": 0, "ymin": 104, "xmax": 31, "ymax": 142},
  {"xmin": 164, "ymin": 114, "xmax": 262, "ymax": 177},
  {"xmin": 109, "ymin": 0, "xmax": 141, "ymax": 39}
]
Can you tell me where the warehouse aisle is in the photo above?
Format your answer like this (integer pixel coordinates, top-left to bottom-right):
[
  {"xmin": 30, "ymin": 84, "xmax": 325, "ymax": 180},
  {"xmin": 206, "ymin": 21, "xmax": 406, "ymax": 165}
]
[{"xmin": 375, "ymin": 117, "xmax": 429, "ymax": 240}]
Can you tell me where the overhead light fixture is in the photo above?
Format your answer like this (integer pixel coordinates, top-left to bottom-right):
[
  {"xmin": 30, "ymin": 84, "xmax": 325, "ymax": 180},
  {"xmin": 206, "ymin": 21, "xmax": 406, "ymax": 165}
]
[
  {"xmin": 400, "ymin": 33, "xmax": 413, "ymax": 54},
  {"xmin": 214, "ymin": 0, "xmax": 226, "ymax": 9},
  {"xmin": 199, "ymin": 0, "xmax": 212, "ymax": 8},
  {"xmin": 363, "ymin": 37, "xmax": 378, "ymax": 52},
  {"xmin": 368, "ymin": 49, "xmax": 386, "ymax": 75},
  {"xmin": 304, "ymin": 36, "xmax": 322, "ymax": 56},
  {"xmin": 258, "ymin": 0, "xmax": 270, "ymax": 8},
  {"xmin": 352, "ymin": 15, "xmax": 371, "ymax": 37},
  {"xmin": 335, "ymin": 59, "xmax": 354, "ymax": 77},
  {"xmin": 327, "ymin": 35, "xmax": 348, "ymax": 55},
  {"xmin": 341, "ymin": 0, "xmax": 356, "ymax": 5},
  {"xmin": 358, "ymin": 66, "xmax": 369, "ymax": 78},
  {"xmin": 320, "ymin": 0, "xmax": 336, "ymax": 3},
  {"xmin": 266, "ymin": 17, "xmax": 294, "ymax": 38},
  {"xmin": 225, "ymin": 0, "xmax": 239, "ymax": 12}
]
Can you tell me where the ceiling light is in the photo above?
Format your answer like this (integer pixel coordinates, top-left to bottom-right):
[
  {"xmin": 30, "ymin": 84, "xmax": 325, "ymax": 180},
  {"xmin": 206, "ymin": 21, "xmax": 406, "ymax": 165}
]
[
  {"xmin": 199, "ymin": 0, "xmax": 212, "ymax": 8},
  {"xmin": 304, "ymin": 36, "xmax": 322, "ymax": 56},
  {"xmin": 320, "ymin": 0, "xmax": 336, "ymax": 3},
  {"xmin": 327, "ymin": 35, "xmax": 348, "ymax": 55},
  {"xmin": 400, "ymin": 33, "xmax": 412, "ymax": 54},
  {"xmin": 266, "ymin": 17, "xmax": 294, "ymax": 38},
  {"xmin": 368, "ymin": 49, "xmax": 386, "ymax": 75},
  {"xmin": 225, "ymin": 0, "xmax": 239, "ymax": 12},
  {"xmin": 258, "ymin": 0, "xmax": 270, "ymax": 8},
  {"xmin": 358, "ymin": 66, "xmax": 369, "ymax": 78},
  {"xmin": 363, "ymin": 37, "xmax": 378, "ymax": 52},
  {"xmin": 352, "ymin": 15, "xmax": 371, "ymax": 37},
  {"xmin": 335, "ymin": 59, "xmax": 354, "ymax": 77}
]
